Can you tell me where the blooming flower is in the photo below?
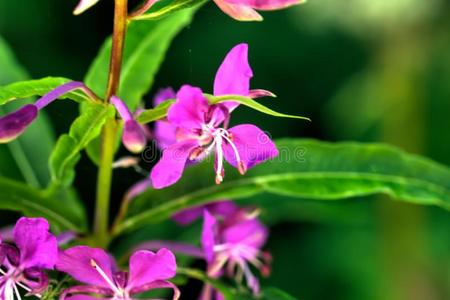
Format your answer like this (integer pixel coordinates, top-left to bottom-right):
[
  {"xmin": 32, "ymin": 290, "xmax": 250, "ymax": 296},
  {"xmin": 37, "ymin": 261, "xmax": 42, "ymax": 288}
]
[
  {"xmin": 150, "ymin": 84, "xmax": 278, "ymax": 189},
  {"xmin": 200, "ymin": 202, "xmax": 270, "ymax": 299},
  {"xmin": 111, "ymin": 96, "xmax": 147, "ymax": 153},
  {"xmin": 0, "ymin": 217, "xmax": 58, "ymax": 299},
  {"xmin": 57, "ymin": 246, "xmax": 180, "ymax": 300},
  {"xmin": 213, "ymin": 0, "xmax": 305, "ymax": 21},
  {"xmin": 0, "ymin": 81, "xmax": 96, "ymax": 144}
]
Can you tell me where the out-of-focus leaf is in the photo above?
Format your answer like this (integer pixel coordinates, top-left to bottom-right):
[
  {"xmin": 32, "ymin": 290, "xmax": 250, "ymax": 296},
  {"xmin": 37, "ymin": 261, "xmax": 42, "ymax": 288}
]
[
  {"xmin": 131, "ymin": 0, "xmax": 207, "ymax": 21},
  {"xmin": 0, "ymin": 176, "xmax": 86, "ymax": 232},
  {"xmin": 49, "ymin": 103, "xmax": 115, "ymax": 187},
  {"xmin": 259, "ymin": 287, "xmax": 298, "ymax": 300},
  {"xmin": 116, "ymin": 139, "xmax": 450, "ymax": 234},
  {"xmin": 0, "ymin": 36, "xmax": 56, "ymax": 188},
  {"xmin": 84, "ymin": 5, "xmax": 201, "ymax": 110},
  {"xmin": 0, "ymin": 77, "xmax": 94, "ymax": 105}
]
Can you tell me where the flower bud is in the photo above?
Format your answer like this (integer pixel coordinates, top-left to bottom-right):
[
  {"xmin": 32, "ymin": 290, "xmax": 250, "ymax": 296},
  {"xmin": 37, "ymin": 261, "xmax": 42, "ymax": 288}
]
[
  {"xmin": 0, "ymin": 104, "xmax": 38, "ymax": 143},
  {"xmin": 122, "ymin": 120, "xmax": 147, "ymax": 153}
]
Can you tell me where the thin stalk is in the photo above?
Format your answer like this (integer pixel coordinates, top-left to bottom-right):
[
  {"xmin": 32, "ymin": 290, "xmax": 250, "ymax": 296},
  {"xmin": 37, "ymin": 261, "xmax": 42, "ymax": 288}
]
[{"xmin": 93, "ymin": 0, "xmax": 128, "ymax": 247}]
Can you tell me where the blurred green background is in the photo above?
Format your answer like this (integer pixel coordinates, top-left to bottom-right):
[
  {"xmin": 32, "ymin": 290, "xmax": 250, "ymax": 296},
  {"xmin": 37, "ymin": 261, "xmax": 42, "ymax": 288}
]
[{"xmin": 0, "ymin": 0, "xmax": 449, "ymax": 299}]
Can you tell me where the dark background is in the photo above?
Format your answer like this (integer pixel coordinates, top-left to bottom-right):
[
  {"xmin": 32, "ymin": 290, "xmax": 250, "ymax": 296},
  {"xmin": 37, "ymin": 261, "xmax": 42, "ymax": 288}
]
[{"xmin": 1, "ymin": 0, "xmax": 449, "ymax": 299}]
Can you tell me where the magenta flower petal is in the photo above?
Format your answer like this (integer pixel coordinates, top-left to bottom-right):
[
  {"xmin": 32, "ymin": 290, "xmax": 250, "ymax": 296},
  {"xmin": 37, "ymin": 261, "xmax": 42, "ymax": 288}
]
[
  {"xmin": 201, "ymin": 210, "xmax": 218, "ymax": 263},
  {"xmin": 151, "ymin": 140, "xmax": 199, "ymax": 189},
  {"xmin": 214, "ymin": 43, "xmax": 253, "ymax": 111},
  {"xmin": 122, "ymin": 120, "xmax": 147, "ymax": 153},
  {"xmin": 167, "ymin": 85, "xmax": 210, "ymax": 130},
  {"xmin": 0, "ymin": 104, "xmax": 38, "ymax": 143},
  {"xmin": 226, "ymin": 0, "xmax": 303, "ymax": 10},
  {"xmin": 65, "ymin": 296, "xmax": 107, "ymax": 300},
  {"xmin": 213, "ymin": 0, "xmax": 263, "ymax": 21},
  {"xmin": 154, "ymin": 88, "xmax": 178, "ymax": 149},
  {"xmin": 154, "ymin": 87, "xmax": 176, "ymax": 106},
  {"xmin": 56, "ymin": 246, "xmax": 116, "ymax": 288},
  {"xmin": 128, "ymin": 249, "xmax": 177, "ymax": 290},
  {"xmin": 73, "ymin": 0, "xmax": 100, "ymax": 15},
  {"xmin": 223, "ymin": 124, "xmax": 278, "ymax": 170},
  {"xmin": 173, "ymin": 200, "xmax": 238, "ymax": 225},
  {"xmin": 223, "ymin": 218, "xmax": 268, "ymax": 249},
  {"xmin": 13, "ymin": 217, "xmax": 57, "ymax": 269}
]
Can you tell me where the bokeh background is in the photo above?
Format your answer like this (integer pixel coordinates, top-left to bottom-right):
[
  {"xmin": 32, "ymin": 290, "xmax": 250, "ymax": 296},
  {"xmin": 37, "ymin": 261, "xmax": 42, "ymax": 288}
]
[{"xmin": 0, "ymin": 0, "xmax": 449, "ymax": 299}]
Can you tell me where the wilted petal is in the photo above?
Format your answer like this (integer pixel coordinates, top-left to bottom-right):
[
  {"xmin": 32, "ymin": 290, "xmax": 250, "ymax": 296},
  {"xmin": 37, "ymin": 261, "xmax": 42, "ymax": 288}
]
[
  {"xmin": 223, "ymin": 124, "xmax": 278, "ymax": 170},
  {"xmin": 226, "ymin": 0, "xmax": 304, "ymax": 10},
  {"xmin": 56, "ymin": 246, "xmax": 116, "ymax": 288},
  {"xmin": 13, "ymin": 217, "xmax": 57, "ymax": 269},
  {"xmin": 73, "ymin": 0, "xmax": 101, "ymax": 15},
  {"xmin": 128, "ymin": 249, "xmax": 177, "ymax": 290},
  {"xmin": 201, "ymin": 210, "xmax": 218, "ymax": 263},
  {"xmin": 213, "ymin": 0, "xmax": 263, "ymax": 21},
  {"xmin": 167, "ymin": 85, "xmax": 209, "ymax": 130},
  {"xmin": 151, "ymin": 140, "xmax": 199, "ymax": 189},
  {"xmin": 214, "ymin": 43, "xmax": 253, "ymax": 111},
  {"xmin": 248, "ymin": 89, "xmax": 276, "ymax": 98},
  {"xmin": 0, "ymin": 104, "xmax": 38, "ymax": 143},
  {"xmin": 122, "ymin": 120, "xmax": 147, "ymax": 153}
]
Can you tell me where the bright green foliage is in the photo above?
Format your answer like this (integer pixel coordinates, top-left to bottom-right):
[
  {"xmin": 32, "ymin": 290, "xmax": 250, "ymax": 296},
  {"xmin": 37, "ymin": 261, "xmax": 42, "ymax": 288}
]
[
  {"xmin": 116, "ymin": 139, "xmax": 450, "ymax": 233},
  {"xmin": 0, "ymin": 77, "xmax": 94, "ymax": 105},
  {"xmin": 131, "ymin": 0, "xmax": 208, "ymax": 21},
  {"xmin": 85, "ymin": 5, "xmax": 201, "ymax": 110},
  {"xmin": 49, "ymin": 103, "xmax": 115, "ymax": 187}
]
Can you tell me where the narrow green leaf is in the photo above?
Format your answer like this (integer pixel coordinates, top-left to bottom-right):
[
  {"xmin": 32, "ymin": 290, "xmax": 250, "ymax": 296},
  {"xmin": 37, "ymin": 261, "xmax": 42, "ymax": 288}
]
[
  {"xmin": 85, "ymin": 5, "xmax": 201, "ymax": 111},
  {"xmin": 0, "ymin": 37, "xmax": 57, "ymax": 187},
  {"xmin": 49, "ymin": 103, "xmax": 115, "ymax": 186},
  {"xmin": 0, "ymin": 77, "xmax": 94, "ymax": 105},
  {"xmin": 136, "ymin": 99, "xmax": 174, "ymax": 123},
  {"xmin": 208, "ymin": 94, "xmax": 310, "ymax": 121},
  {"xmin": 131, "ymin": 0, "xmax": 207, "ymax": 21},
  {"xmin": 0, "ymin": 176, "xmax": 86, "ymax": 232},
  {"xmin": 116, "ymin": 139, "xmax": 450, "ymax": 234}
]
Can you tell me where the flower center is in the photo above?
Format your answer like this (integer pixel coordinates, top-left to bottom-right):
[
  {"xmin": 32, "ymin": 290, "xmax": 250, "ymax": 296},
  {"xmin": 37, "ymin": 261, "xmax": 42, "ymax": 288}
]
[{"xmin": 0, "ymin": 267, "xmax": 40, "ymax": 300}]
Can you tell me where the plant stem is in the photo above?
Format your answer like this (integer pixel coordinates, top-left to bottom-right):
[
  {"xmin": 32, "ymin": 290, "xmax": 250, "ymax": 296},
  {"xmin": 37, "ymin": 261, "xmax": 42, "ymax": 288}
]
[{"xmin": 93, "ymin": 0, "xmax": 128, "ymax": 247}]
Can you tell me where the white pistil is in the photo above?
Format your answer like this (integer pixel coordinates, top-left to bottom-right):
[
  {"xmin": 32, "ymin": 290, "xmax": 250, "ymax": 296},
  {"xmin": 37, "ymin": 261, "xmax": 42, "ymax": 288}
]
[
  {"xmin": 214, "ymin": 135, "xmax": 224, "ymax": 184},
  {"xmin": 217, "ymin": 129, "xmax": 246, "ymax": 175},
  {"xmin": 90, "ymin": 259, "xmax": 122, "ymax": 296},
  {"xmin": 13, "ymin": 283, "xmax": 21, "ymax": 300}
]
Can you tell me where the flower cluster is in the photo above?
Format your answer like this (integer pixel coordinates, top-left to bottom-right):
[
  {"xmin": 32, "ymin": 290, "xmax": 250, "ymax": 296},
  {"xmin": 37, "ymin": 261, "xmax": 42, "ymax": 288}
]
[{"xmin": 0, "ymin": 217, "xmax": 179, "ymax": 300}]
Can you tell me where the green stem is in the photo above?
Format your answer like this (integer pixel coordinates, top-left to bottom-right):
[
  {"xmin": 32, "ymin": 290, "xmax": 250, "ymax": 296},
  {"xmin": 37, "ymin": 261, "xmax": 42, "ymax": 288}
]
[{"xmin": 93, "ymin": 0, "xmax": 128, "ymax": 247}]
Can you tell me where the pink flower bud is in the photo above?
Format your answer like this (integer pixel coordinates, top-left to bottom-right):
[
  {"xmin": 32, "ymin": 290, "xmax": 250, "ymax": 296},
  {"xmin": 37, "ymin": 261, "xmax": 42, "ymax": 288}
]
[{"xmin": 0, "ymin": 104, "xmax": 38, "ymax": 143}]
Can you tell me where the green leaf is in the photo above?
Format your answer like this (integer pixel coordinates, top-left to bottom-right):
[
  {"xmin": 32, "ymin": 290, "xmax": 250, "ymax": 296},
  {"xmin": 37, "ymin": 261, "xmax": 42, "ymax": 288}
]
[
  {"xmin": 136, "ymin": 99, "xmax": 174, "ymax": 123},
  {"xmin": 116, "ymin": 139, "xmax": 450, "ymax": 234},
  {"xmin": 0, "ymin": 176, "xmax": 86, "ymax": 232},
  {"xmin": 0, "ymin": 77, "xmax": 94, "ymax": 105},
  {"xmin": 131, "ymin": 0, "xmax": 207, "ymax": 21},
  {"xmin": 260, "ymin": 288, "xmax": 298, "ymax": 300},
  {"xmin": 49, "ymin": 103, "xmax": 115, "ymax": 186},
  {"xmin": 208, "ymin": 94, "xmax": 311, "ymax": 121},
  {"xmin": 85, "ymin": 5, "xmax": 201, "ymax": 111},
  {"xmin": 0, "ymin": 36, "xmax": 56, "ymax": 188}
]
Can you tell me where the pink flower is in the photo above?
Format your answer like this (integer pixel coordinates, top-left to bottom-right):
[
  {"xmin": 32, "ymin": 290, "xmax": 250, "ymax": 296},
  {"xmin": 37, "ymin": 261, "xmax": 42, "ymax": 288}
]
[
  {"xmin": 57, "ymin": 246, "xmax": 180, "ymax": 300},
  {"xmin": 0, "ymin": 217, "xmax": 58, "ymax": 298},
  {"xmin": 213, "ymin": 0, "xmax": 305, "ymax": 21}
]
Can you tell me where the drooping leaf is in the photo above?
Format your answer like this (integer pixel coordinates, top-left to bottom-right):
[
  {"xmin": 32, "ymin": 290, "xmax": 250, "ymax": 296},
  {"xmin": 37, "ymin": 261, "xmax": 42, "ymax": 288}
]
[
  {"xmin": 0, "ymin": 77, "xmax": 94, "ymax": 105},
  {"xmin": 130, "ymin": 0, "xmax": 207, "ymax": 21},
  {"xmin": 49, "ymin": 103, "xmax": 115, "ymax": 187},
  {"xmin": 0, "ymin": 176, "xmax": 86, "ymax": 232},
  {"xmin": 84, "ymin": 4, "xmax": 201, "ymax": 111},
  {"xmin": 115, "ymin": 139, "xmax": 450, "ymax": 234}
]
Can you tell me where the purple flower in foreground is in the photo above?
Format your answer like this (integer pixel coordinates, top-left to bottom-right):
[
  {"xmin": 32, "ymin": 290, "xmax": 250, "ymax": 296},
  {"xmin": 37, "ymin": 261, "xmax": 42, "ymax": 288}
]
[
  {"xmin": 153, "ymin": 43, "xmax": 273, "ymax": 150},
  {"xmin": 213, "ymin": 0, "xmax": 305, "ymax": 21},
  {"xmin": 196, "ymin": 201, "xmax": 270, "ymax": 299},
  {"xmin": 150, "ymin": 84, "xmax": 278, "ymax": 189},
  {"xmin": 0, "ymin": 217, "xmax": 58, "ymax": 299},
  {"xmin": 57, "ymin": 246, "xmax": 180, "ymax": 300},
  {"xmin": 111, "ymin": 96, "xmax": 147, "ymax": 154},
  {"xmin": 0, "ymin": 81, "xmax": 95, "ymax": 144}
]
